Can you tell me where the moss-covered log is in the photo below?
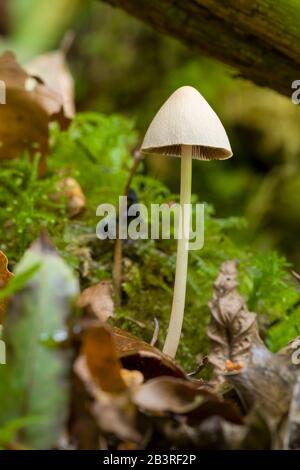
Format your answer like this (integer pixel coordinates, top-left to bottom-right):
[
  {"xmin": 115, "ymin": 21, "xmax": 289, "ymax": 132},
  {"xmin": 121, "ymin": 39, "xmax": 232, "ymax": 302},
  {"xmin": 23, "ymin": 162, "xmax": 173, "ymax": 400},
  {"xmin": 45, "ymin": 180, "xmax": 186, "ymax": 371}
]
[{"xmin": 101, "ymin": 0, "xmax": 300, "ymax": 97}]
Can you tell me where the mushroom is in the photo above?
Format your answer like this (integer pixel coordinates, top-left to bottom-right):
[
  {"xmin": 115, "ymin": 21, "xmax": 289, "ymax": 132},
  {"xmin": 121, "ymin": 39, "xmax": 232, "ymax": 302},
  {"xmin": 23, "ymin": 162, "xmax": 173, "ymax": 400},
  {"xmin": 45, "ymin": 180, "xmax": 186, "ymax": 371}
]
[{"xmin": 141, "ymin": 86, "xmax": 232, "ymax": 358}]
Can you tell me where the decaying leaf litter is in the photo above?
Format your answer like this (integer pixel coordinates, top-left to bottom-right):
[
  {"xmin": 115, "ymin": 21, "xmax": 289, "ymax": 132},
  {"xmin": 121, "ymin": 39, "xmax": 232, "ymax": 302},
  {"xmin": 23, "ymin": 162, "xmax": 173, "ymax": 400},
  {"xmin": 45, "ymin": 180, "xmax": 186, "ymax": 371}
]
[
  {"xmin": 1, "ymin": 237, "xmax": 300, "ymax": 449},
  {"xmin": 0, "ymin": 51, "xmax": 300, "ymax": 450}
]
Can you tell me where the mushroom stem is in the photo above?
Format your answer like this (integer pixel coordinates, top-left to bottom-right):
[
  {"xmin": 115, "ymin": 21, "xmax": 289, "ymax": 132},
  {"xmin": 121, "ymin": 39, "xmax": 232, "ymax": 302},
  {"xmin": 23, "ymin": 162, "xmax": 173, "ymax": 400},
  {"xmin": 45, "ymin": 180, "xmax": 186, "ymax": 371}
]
[{"xmin": 163, "ymin": 144, "xmax": 192, "ymax": 357}]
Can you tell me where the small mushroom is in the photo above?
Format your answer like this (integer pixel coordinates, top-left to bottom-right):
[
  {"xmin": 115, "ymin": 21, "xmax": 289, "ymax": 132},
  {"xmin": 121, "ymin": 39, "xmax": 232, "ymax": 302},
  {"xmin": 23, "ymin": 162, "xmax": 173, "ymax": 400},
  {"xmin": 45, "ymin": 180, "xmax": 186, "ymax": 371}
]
[{"xmin": 141, "ymin": 86, "xmax": 232, "ymax": 358}]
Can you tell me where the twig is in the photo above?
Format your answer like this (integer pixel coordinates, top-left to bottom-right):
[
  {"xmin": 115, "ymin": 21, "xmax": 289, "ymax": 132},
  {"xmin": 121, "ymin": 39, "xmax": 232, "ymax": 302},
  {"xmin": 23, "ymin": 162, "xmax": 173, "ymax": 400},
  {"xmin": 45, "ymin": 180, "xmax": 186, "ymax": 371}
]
[
  {"xmin": 292, "ymin": 271, "xmax": 300, "ymax": 284},
  {"xmin": 150, "ymin": 318, "xmax": 159, "ymax": 347},
  {"xmin": 112, "ymin": 150, "xmax": 143, "ymax": 303},
  {"xmin": 60, "ymin": 30, "xmax": 76, "ymax": 55},
  {"xmin": 112, "ymin": 236, "xmax": 123, "ymax": 303},
  {"xmin": 122, "ymin": 316, "xmax": 146, "ymax": 329},
  {"xmin": 188, "ymin": 356, "xmax": 208, "ymax": 377},
  {"xmin": 124, "ymin": 150, "xmax": 143, "ymax": 195}
]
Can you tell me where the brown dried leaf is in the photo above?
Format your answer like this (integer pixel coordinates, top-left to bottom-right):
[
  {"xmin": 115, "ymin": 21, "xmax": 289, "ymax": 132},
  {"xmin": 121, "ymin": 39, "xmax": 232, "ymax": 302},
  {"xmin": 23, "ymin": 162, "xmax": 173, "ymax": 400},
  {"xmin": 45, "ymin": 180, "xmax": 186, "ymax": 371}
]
[
  {"xmin": 69, "ymin": 373, "xmax": 100, "ymax": 450},
  {"xmin": 226, "ymin": 343, "xmax": 295, "ymax": 415},
  {"xmin": 82, "ymin": 325, "xmax": 126, "ymax": 393},
  {"xmin": 132, "ymin": 377, "xmax": 208, "ymax": 414},
  {"xmin": 207, "ymin": 260, "xmax": 300, "ymax": 447},
  {"xmin": 74, "ymin": 322, "xmax": 244, "ymax": 447},
  {"xmin": 26, "ymin": 50, "xmax": 75, "ymax": 119},
  {"xmin": 208, "ymin": 260, "xmax": 262, "ymax": 385},
  {"xmin": 284, "ymin": 375, "xmax": 300, "ymax": 449},
  {"xmin": 74, "ymin": 355, "xmax": 139, "ymax": 443},
  {"xmin": 192, "ymin": 416, "xmax": 245, "ymax": 449},
  {"xmin": 240, "ymin": 408, "xmax": 272, "ymax": 449},
  {"xmin": 0, "ymin": 250, "xmax": 13, "ymax": 323},
  {"xmin": 77, "ymin": 280, "xmax": 113, "ymax": 322},
  {"xmin": 133, "ymin": 376, "xmax": 242, "ymax": 424},
  {"xmin": 112, "ymin": 326, "xmax": 187, "ymax": 380},
  {"xmin": 74, "ymin": 324, "xmax": 140, "ymax": 443},
  {"xmin": 222, "ymin": 329, "xmax": 300, "ymax": 448},
  {"xmin": 161, "ymin": 415, "xmax": 245, "ymax": 450},
  {"xmin": 277, "ymin": 336, "xmax": 300, "ymax": 372},
  {"xmin": 0, "ymin": 51, "xmax": 70, "ymax": 170},
  {"xmin": 225, "ymin": 344, "xmax": 300, "ymax": 450}
]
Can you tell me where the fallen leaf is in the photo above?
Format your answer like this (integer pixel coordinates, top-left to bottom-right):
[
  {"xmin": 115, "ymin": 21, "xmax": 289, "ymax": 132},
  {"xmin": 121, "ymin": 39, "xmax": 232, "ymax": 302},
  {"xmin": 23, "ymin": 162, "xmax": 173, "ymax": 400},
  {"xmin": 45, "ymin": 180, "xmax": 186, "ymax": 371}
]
[
  {"xmin": 0, "ymin": 51, "xmax": 70, "ymax": 173},
  {"xmin": 132, "ymin": 377, "xmax": 207, "ymax": 414},
  {"xmin": 208, "ymin": 260, "xmax": 262, "ymax": 385},
  {"xmin": 77, "ymin": 280, "xmax": 113, "ymax": 322},
  {"xmin": 112, "ymin": 327, "xmax": 187, "ymax": 380},
  {"xmin": 132, "ymin": 376, "xmax": 242, "ymax": 423},
  {"xmin": 74, "ymin": 355, "xmax": 140, "ymax": 443},
  {"xmin": 0, "ymin": 233, "xmax": 79, "ymax": 449},
  {"xmin": 0, "ymin": 250, "xmax": 13, "ymax": 323},
  {"xmin": 241, "ymin": 408, "xmax": 272, "ymax": 449},
  {"xmin": 73, "ymin": 322, "xmax": 243, "ymax": 448},
  {"xmin": 74, "ymin": 324, "xmax": 140, "ymax": 443},
  {"xmin": 69, "ymin": 373, "xmax": 100, "ymax": 450},
  {"xmin": 225, "ymin": 342, "xmax": 297, "ymax": 450},
  {"xmin": 161, "ymin": 415, "xmax": 245, "ymax": 450},
  {"xmin": 278, "ymin": 336, "xmax": 300, "ymax": 372},
  {"xmin": 82, "ymin": 325, "xmax": 126, "ymax": 393},
  {"xmin": 226, "ymin": 343, "xmax": 294, "ymax": 411},
  {"xmin": 26, "ymin": 50, "xmax": 75, "ymax": 119},
  {"xmin": 284, "ymin": 374, "xmax": 300, "ymax": 449}
]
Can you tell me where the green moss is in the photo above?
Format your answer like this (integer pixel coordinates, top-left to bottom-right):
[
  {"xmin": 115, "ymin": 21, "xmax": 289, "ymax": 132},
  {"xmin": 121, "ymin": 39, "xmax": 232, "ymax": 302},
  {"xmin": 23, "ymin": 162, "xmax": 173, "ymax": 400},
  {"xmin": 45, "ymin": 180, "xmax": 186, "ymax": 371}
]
[
  {"xmin": 0, "ymin": 154, "xmax": 68, "ymax": 264},
  {"xmin": 1, "ymin": 112, "xmax": 299, "ymax": 372}
]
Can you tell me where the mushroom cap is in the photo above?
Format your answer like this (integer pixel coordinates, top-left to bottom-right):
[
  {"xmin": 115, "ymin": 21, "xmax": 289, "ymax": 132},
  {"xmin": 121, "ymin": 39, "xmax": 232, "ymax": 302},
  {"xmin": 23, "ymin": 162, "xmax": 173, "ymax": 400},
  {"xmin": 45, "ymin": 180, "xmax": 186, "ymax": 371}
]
[{"xmin": 141, "ymin": 86, "xmax": 232, "ymax": 160}]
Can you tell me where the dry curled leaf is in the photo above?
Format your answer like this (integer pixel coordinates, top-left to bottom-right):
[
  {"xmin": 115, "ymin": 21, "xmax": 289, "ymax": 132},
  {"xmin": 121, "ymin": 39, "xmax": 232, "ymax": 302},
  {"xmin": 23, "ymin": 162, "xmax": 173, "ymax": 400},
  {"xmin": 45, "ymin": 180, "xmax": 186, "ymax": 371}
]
[
  {"xmin": 26, "ymin": 50, "xmax": 75, "ymax": 119},
  {"xmin": 74, "ymin": 355, "xmax": 140, "ymax": 443},
  {"xmin": 111, "ymin": 326, "xmax": 187, "ymax": 380},
  {"xmin": 74, "ymin": 324, "xmax": 140, "ymax": 443},
  {"xmin": 278, "ymin": 336, "xmax": 300, "ymax": 372},
  {"xmin": 77, "ymin": 280, "xmax": 113, "ymax": 322},
  {"xmin": 132, "ymin": 377, "xmax": 209, "ymax": 415},
  {"xmin": 224, "ymin": 340, "xmax": 300, "ymax": 450},
  {"xmin": 82, "ymin": 325, "xmax": 126, "ymax": 393},
  {"xmin": 226, "ymin": 343, "xmax": 295, "ymax": 415},
  {"xmin": 132, "ymin": 375, "xmax": 242, "ymax": 421},
  {"xmin": 0, "ymin": 51, "xmax": 70, "ymax": 172},
  {"xmin": 208, "ymin": 260, "xmax": 262, "ymax": 385},
  {"xmin": 161, "ymin": 415, "xmax": 246, "ymax": 450},
  {"xmin": 73, "ymin": 321, "xmax": 245, "ymax": 448},
  {"xmin": 284, "ymin": 374, "xmax": 300, "ymax": 449},
  {"xmin": 206, "ymin": 260, "xmax": 300, "ymax": 448},
  {"xmin": 0, "ymin": 250, "xmax": 13, "ymax": 323}
]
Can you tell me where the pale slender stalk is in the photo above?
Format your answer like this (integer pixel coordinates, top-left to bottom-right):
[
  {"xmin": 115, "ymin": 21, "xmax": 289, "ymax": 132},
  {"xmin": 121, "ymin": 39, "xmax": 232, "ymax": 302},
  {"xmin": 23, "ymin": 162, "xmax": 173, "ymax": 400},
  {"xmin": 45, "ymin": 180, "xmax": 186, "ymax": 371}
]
[{"xmin": 163, "ymin": 145, "xmax": 192, "ymax": 357}]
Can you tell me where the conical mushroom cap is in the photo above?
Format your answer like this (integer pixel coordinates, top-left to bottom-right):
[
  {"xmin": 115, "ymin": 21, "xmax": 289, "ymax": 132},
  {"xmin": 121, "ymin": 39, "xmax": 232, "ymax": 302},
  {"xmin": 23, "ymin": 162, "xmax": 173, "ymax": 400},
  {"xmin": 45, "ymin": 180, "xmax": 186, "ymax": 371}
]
[{"xmin": 141, "ymin": 86, "xmax": 232, "ymax": 160}]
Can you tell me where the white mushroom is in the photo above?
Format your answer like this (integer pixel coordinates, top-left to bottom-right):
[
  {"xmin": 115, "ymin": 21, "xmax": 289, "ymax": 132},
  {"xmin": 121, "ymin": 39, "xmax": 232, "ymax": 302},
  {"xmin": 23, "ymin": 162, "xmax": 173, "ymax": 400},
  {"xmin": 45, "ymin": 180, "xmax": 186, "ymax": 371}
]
[{"xmin": 141, "ymin": 86, "xmax": 232, "ymax": 358}]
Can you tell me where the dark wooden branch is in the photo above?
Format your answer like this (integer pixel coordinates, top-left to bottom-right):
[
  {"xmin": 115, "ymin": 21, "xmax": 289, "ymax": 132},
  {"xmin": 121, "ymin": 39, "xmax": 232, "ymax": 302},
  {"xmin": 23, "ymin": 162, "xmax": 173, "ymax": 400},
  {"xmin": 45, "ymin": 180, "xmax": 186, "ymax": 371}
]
[{"xmin": 101, "ymin": 0, "xmax": 300, "ymax": 97}]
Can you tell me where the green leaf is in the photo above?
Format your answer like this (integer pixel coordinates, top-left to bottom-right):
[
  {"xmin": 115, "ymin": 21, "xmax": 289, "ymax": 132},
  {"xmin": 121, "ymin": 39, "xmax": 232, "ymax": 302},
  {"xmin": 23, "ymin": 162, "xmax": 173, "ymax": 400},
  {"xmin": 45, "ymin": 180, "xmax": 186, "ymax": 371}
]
[
  {"xmin": 0, "ymin": 416, "xmax": 43, "ymax": 449},
  {"xmin": 0, "ymin": 263, "xmax": 41, "ymax": 301},
  {"xmin": 0, "ymin": 235, "xmax": 79, "ymax": 449}
]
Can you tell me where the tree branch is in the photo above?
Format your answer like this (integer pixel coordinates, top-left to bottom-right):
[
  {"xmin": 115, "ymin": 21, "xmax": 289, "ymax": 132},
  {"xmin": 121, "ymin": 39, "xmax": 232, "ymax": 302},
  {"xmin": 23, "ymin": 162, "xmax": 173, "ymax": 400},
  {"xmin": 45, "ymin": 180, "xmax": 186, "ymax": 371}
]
[{"xmin": 101, "ymin": 0, "xmax": 300, "ymax": 97}]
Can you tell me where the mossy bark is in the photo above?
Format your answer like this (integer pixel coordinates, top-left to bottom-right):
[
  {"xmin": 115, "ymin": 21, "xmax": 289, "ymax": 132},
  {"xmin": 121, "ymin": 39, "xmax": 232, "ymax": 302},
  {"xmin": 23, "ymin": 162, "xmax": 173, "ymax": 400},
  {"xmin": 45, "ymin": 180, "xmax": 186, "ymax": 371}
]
[{"xmin": 101, "ymin": 0, "xmax": 300, "ymax": 97}]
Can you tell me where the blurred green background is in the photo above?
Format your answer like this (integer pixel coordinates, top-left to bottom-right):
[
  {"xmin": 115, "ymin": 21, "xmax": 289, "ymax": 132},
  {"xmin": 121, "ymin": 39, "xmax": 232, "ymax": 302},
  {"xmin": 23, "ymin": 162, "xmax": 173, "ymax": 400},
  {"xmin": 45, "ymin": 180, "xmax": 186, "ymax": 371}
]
[{"xmin": 1, "ymin": 0, "xmax": 300, "ymax": 269}]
